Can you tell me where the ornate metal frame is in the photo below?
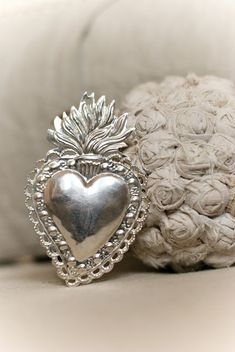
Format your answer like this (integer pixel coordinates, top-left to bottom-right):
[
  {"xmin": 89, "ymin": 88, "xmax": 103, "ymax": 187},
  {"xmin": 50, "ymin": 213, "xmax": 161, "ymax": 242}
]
[{"xmin": 25, "ymin": 93, "xmax": 149, "ymax": 286}]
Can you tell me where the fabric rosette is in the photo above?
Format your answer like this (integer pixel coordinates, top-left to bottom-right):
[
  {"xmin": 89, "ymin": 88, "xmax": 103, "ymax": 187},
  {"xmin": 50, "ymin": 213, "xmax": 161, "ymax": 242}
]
[
  {"xmin": 134, "ymin": 106, "xmax": 167, "ymax": 138},
  {"xmin": 139, "ymin": 131, "xmax": 179, "ymax": 173},
  {"xmin": 171, "ymin": 107, "xmax": 214, "ymax": 142},
  {"xmin": 215, "ymin": 107, "xmax": 235, "ymax": 139},
  {"xmin": 171, "ymin": 245, "xmax": 208, "ymax": 271},
  {"xmin": 185, "ymin": 175, "xmax": 230, "ymax": 217},
  {"xmin": 205, "ymin": 213, "xmax": 235, "ymax": 268},
  {"xmin": 148, "ymin": 166, "xmax": 188, "ymax": 211},
  {"xmin": 212, "ymin": 213, "xmax": 235, "ymax": 251},
  {"xmin": 175, "ymin": 141, "xmax": 216, "ymax": 179},
  {"xmin": 210, "ymin": 134, "xmax": 235, "ymax": 173},
  {"xmin": 123, "ymin": 82, "xmax": 161, "ymax": 113},
  {"xmin": 132, "ymin": 227, "xmax": 171, "ymax": 269},
  {"xmin": 159, "ymin": 205, "xmax": 205, "ymax": 249}
]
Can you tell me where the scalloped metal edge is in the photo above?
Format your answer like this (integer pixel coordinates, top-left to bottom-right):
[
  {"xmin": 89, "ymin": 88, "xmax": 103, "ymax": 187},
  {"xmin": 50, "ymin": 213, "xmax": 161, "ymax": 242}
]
[{"xmin": 25, "ymin": 148, "xmax": 149, "ymax": 286}]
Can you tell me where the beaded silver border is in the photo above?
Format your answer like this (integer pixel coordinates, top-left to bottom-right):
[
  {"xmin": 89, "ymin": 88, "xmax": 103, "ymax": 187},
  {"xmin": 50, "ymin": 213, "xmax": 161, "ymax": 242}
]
[{"xmin": 25, "ymin": 148, "xmax": 149, "ymax": 286}]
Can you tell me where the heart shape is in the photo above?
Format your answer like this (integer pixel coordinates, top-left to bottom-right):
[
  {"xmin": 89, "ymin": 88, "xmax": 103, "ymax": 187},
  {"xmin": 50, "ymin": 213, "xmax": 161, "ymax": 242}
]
[{"xmin": 44, "ymin": 170, "xmax": 130, "ymax": 261}]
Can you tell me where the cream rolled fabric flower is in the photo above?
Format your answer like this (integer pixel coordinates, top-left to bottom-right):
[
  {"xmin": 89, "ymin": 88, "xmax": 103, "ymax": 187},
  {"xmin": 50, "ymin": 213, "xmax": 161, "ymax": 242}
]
[
  {"xmin": 212, "ymin": 213, "xmax": 235, "ymax": 251},
  {"xmin": 171, "ymin": 107, "xmax": 214, "ymax": 141},
  {"xmin": 123, "ymin": 82, "xmax": 161, "ymax": 113},
  {"xmin": 205, "ymin": 251, "xmax": 235, "ymax": 268},
  {"xmin": 185, "ymin": 175, "xmax": 230, "ymax": 217},
  {"xmin": 135, "ymin": 107, "xmax": 166, "ymax": 138},
  {"xmin": 205, "ymin": 213, "xmax": 235, "ymax": 268},
  {"xmin": 163, "ymin": 87, "xmax": 190, "ymax": 108},
  {"xmin": 132, "ymin": 227, "xmax": 172, "ymax": 269},
  {"xmin": 148, "ymin": 166, "xmax": 188, "ymax": 211},
  {"xmin": 210, "ymin": 134, "xmax": 235, "ymax": 173},
  {"xmin": 175, "ymin": 141, "xmax": 216, "ymax": 179},
  {"xmin": 123, "ymin": 74, "xmax": 235, "ymax": 271},
  {"xmin": 139, "ymin": 131, "xmax": 179, "ymax": 173},
  {"xmin": 216, "ymin": 107, "xmax": 235, "ymax": 139},
  {"xmin": 193, "ymin": 75, "xmax": 235, "ymax": 94},
  {"xmin": 196, "ymin": 88, "xmax": 229, "ymax": 108},
  {"xmin": 159, "ymin": 205, "xmax": 204, "ymax": 249},
  {"xmin": 172, "ymin": 244, "xmax": 208, "ymax": 271}
]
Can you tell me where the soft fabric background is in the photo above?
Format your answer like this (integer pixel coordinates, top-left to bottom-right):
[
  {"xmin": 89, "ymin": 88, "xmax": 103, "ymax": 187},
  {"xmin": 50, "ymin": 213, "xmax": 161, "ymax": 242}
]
[
  {"xmin": 1, "ymin": 0, "xmax": 235, "ymax": 260},
  {"xmin": 1, "ymin": 2, "xmax": 235, "ymax": 352},
  {"xmin": 1, "ymin": 256, "xmax": 235, "ymax": 352}
]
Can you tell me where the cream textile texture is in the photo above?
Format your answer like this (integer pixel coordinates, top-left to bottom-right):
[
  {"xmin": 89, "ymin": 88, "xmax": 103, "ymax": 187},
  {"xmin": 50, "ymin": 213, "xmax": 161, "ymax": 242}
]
[
  {"xmin": 2, "ymin": 0, "xmax": 235, "ymax": 260},
  {"xmin": 81, "ymin": 0, "xmax": 235, "ymax": 103},
  {"xmin": 123, "ymin": 74, "xmax": 235, "ymax": 272},
  {"xmin": 1, "ymin": 257, "xmax": 235, "ymax": 352},
  {"xmin": 0, "ymin": 0, "xmax": 114, "ymax": 260}
]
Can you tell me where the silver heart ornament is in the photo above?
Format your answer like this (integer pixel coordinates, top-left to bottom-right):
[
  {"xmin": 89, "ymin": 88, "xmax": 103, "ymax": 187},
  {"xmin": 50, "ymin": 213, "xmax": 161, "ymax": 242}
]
[{"xmin": 25, "ymin": 93, "xmax": 149, "ymax": 286}]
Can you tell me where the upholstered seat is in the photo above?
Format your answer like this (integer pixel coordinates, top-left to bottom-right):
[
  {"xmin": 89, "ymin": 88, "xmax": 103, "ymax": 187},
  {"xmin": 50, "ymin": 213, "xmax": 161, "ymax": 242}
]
[
  {"xmin": 1, "ymin": 1, "xmax": 235, "ymax": 350},
  {"xmin": 1, "ymin": 255, "xmax": 235, "ymax": 352}
]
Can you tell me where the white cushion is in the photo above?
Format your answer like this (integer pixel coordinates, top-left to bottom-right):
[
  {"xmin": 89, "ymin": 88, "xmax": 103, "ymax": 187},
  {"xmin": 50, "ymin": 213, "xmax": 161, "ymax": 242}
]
[
  {"xmin": 1, "ymin": 256, "xmax": 235, "ymax": 352},
  {"xmin": 1, "ymin": 0, "xmax": 235, "ymax": 259},
  {"xmin": 0, "ymin": 0, "xmax": 104, "ymax": 259},
  {"xmin": 82, "ymin": 0, "xmax": 235, "ymax": 102}
]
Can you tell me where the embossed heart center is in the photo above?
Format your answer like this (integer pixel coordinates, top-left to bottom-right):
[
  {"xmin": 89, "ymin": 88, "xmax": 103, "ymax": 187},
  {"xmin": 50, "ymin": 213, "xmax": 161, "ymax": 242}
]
[{"xmin": 44, "ymin": 170, "xmax": 130, "ymax": 261}]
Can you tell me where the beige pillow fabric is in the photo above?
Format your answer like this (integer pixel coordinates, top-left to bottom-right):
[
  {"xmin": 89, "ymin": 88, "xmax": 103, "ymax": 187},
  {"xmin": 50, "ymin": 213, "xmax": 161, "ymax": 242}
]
[
  {"xmin": 82, "ymin": 0, "xmax": 235, "ymax": 103},
  {"xmin": 0, "ymin": 0, "xmax": 111, "ymax": 260},
  {"xmin": 1, "ymin": 0, "xmax": 235, "ymax": 259}
]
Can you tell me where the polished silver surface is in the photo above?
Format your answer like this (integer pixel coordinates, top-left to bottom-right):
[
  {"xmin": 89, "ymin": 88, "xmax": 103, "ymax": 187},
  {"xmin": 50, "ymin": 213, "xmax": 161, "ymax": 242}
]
[
  {"xmin": 44, "ymin": 170, "xmax": 129, "ymax": 261},
  {"xmin": 25, "ymin": 93, "xmax": 149, "ymax": 286},
  {"xmin": 47, "ymin": 92, "xmax": 133, "ymax": 157}
]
